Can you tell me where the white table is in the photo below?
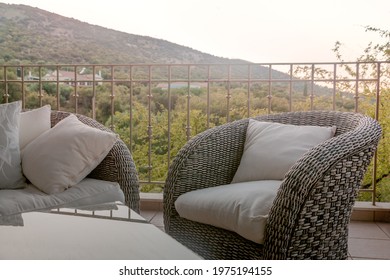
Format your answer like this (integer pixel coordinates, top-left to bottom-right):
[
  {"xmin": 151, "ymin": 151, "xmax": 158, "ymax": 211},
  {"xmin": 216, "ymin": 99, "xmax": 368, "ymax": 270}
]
[{"xmin": 0, "ymin": 205, "xmax": 201, "ymax": 260}]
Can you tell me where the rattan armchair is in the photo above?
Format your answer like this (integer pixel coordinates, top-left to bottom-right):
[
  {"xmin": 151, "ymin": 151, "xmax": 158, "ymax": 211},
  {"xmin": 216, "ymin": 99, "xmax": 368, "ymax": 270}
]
[
  {"xmin": 163, "ymin": 111, "xmax": 382, "ymax": 259},
  {"xmin": 51, "ymin": 111, "xmax": 140, "ymax": 213}
]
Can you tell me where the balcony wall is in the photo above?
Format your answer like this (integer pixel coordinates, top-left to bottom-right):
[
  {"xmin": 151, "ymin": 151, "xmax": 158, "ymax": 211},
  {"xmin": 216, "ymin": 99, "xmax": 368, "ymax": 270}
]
[{"xmin": 1, "ymin": 62, "xmax": 389, "ymax": 204}]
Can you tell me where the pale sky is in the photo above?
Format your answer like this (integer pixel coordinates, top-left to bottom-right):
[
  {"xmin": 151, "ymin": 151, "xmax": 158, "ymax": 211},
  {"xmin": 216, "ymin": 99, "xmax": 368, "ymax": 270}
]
[{"xmin": 3, "ymin": 0, "xmax": 390, "ymax": 62}]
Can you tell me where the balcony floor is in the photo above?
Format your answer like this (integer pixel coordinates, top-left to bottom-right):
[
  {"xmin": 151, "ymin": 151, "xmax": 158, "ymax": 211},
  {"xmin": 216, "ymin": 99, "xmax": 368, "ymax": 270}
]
[{"xmin": 139, "ymin": 209, "xmax": 390, "ymax": 260}]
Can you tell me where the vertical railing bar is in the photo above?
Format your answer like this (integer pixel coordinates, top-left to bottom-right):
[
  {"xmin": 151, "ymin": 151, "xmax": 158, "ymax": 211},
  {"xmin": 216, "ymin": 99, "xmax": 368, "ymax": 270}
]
[
  {"xmin": 372, "ymin": 61, "xmax": 381, "ymax": 206},
  {"xmin": 38, "ymin": 66, "xmax": 43, "ymax": 107},
  {"xmin": 167, "ymin": 65, "xmax": 172, "ymax": 166},
  {"xmin": 332, "ymin": 63, "xmax": 337, "ymax": 111},
  {"xmin": 129, "ymin": 65, "xmax": 133, "ymax": 154},
  {"xmin": 3, "ymin": 66, "xmax": 8, "ymax": 103},
  {"xmin": 21, "ymin": 66, "xmax": 25, "ymax": 109},
  {"xmin": 92, "ymin": 65, "xmax": 96, "ymax": 119},
  {"xmin": 56, "ymin": 66, "xmax": 60, "ymax": 110},
  {"xmin": 186, "ymin": 65, "xmax": 191, "ymax": 140},
  {"xmin": 73, "ymin": 66, "xmax": 78, "ymax": 113},
  {"xmin": 310, "ymin": 64, "xmax": 315, "ymax": 110},
  {"xmin": 247, "ymin": 64, "xmax": 251, "ymax": 117},
  {"xmin": 289, "ymin": 64, "xmax": 293, "ymax": 112},
  {"xmin": 207, "ymin": 65, "xmax": 211, "ymax": 128},
  {"xmin": 110, "ymin": 65, "xmax": 115, "ymax": 130},
  {"xmin": 267, "ymin": 64, "xmax": 272, "ymax": 114},
  {"xmin": 226, "ymin": 65, "xmax": 231, "ymax": 122},
  {"xmin": 147, "ymin": 65, "xmax": 153, "ymax": 183},
  {"xmin": 355, "ymin": 62, "xmax": 360, "ymax": 113}
]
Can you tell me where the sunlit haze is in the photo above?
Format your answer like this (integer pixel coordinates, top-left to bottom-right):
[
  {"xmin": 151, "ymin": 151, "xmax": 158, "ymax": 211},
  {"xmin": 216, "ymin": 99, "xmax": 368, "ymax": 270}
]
[{"xmin": 3, "ymin": 0, "xmax": 390, "ymax": 62}]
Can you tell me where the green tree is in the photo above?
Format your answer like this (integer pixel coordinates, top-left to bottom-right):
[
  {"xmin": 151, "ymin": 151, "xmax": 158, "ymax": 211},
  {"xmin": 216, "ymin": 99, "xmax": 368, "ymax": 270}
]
[{"xmin": 335, "ymin": 26, "xmax": 390, "ymax": 201}]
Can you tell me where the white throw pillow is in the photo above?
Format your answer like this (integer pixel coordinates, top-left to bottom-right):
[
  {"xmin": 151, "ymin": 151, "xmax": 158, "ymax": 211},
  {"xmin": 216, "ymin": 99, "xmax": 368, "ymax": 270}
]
[
  {"xmin": 231, "ymin": 120, "xmax": 336, "ymax": 183},
  {"xmin": 175, "ymin": 180, "xmax": 282, "ymax": 244},
  {"xmin": 19, "ymin": 105, "xmax": 51, "ymax": 151},
  {"xmin": 22, "ymin": 114, "xmax": 117, "ymax": 194},
  {"xmin": 0, "ymin": 101, "xmax": 25, "ymax": 189}
]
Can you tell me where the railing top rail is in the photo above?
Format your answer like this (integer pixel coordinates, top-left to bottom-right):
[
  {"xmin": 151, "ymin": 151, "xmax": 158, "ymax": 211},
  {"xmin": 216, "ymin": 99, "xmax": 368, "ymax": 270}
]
[{"xmin": 1, "ymin": 61, "xmax": 388, "ymax": 68}]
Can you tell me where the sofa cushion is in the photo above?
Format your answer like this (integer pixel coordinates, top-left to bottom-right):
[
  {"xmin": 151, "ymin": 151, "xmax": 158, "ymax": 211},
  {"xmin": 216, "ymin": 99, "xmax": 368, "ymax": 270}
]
[
  {"xmin": 231, "ymin": 120, "xmax": 336, "ymax": 183},
  {"xmin": 0, "ymin": 178, "xmax": 125, "ymax": 218},
  {"xmin": 22, "ymin": 114, "xmax": 118, "ymax": 194},
  {"xmin": 19, "ymin": 105, "xmax": 51, "ymax": 152},
  {"xmin": 175, "ymin": 180, "xmax": 282, "ymax": 244},
  {"xmin": 0, "ymin": 101, "xmax": 25, "ymax": 189}
]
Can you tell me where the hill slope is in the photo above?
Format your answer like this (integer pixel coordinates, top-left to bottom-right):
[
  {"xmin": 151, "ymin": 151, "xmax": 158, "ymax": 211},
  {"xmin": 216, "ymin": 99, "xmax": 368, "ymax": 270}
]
[
  {"xmin": 0, "ymin": 3, "xmax": 244, "ymax": 65},
  {"xmin": 0, "ymin": 3, "xmax": 333, "ymax": 95}
]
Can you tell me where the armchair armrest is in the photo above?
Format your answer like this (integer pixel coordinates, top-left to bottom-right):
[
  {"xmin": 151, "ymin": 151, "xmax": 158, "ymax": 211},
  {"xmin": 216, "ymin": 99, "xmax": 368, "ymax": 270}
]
[{"xmin": 264, "ymin": 114, "xmax": 382, "ymax": 259}]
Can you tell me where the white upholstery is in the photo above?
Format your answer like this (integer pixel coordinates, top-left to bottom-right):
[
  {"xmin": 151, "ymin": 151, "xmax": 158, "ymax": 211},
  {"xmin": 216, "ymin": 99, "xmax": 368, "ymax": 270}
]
[
  {"xmin": 0, "ymin": 178, "xmax": 124, "ymax": 219},
  {"xmin": 19, "ymin": 105, "xmax": 51, "ymax": 152},
  {"xmin": 0, "ymin": 101, "xmax": 25, "ymax": 189},
  {"xmin": 232, "ymin": 120, "xmax": 336, "ymax": 183},
  {"xmin": 175, "ymin": 180, "xmax": 282, "ymax": 244},
  {"xmin": 22, "ymin": 114, "xmax": 117, "ymax": 194}
]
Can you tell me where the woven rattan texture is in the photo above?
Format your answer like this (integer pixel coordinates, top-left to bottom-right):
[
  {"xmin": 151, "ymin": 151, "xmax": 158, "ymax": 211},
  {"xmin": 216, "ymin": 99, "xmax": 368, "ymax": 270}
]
[
  {"xmin": 163, "ymin": 111, "xmax": 382, "ymax": 259},
  {"xmin": 51, "ymin": 111, "xmax": 140, "ymax": 212}
]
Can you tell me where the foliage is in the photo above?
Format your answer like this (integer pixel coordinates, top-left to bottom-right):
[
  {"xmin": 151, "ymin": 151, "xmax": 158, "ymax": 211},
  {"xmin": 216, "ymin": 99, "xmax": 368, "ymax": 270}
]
[
  {"xmin": 334, "ymin": 26, "xmax": 390, "ymax": 63},
  {"xmin": 334, "ymin": 26, "xmax": 390, "ymax": 201},
  {"xmin": 360, "ymin": 89, "xmax": 390, "ymax": 187}
]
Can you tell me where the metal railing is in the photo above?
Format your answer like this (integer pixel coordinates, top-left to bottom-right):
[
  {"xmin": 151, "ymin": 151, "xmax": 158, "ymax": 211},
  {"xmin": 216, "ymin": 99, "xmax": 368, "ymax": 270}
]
[{"xmin": 1, "ymin": 62, "xmax": 388, "ymax": 204}]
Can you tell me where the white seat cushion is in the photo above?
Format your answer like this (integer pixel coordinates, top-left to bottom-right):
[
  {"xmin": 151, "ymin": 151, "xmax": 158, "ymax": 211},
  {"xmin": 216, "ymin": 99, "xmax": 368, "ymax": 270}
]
[
  {"xmin": 175, "ymin": 180, "xmax": 282, "ymax": 244},
  {"xmin": 0, "ymin": 178, "xmax": 125, "ymax": 218},
  {"xmin": 232, "ymin": 120, "xmax": 336, "ymax": 183}
]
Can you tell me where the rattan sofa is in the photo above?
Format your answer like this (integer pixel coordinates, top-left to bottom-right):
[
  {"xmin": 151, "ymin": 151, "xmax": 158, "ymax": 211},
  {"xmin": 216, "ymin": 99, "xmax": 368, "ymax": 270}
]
[
  {"xmin": 51, "ymin": 111, "xmax": 140, "ymax": 212},
  {"xmin": 163, "ymin": 111, "xmax": 382, "ymax": 259}
]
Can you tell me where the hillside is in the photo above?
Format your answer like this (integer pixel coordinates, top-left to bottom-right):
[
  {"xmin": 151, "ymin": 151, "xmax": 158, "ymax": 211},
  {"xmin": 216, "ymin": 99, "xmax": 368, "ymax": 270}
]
[
  {"xmin": 0, "ymin": 3, "xmax": 244, "ymax": 65},
  {"xmin": 0, "ymin": 3, "xmax": 333, "ymax": 95}
]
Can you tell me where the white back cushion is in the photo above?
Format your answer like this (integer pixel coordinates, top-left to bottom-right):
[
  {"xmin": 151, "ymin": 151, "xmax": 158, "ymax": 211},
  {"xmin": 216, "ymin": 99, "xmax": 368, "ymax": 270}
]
[
  {"xmin": 19, "ymin": 105, "xmax": 51, "ymax": 151},
  {"xmin": 232, "ymin": 120, "xmax": 336, "ymax": 183},
  {"xmin": 22, "ymin": 114, "xmax": 117, "ymax": 194}
]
